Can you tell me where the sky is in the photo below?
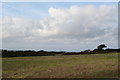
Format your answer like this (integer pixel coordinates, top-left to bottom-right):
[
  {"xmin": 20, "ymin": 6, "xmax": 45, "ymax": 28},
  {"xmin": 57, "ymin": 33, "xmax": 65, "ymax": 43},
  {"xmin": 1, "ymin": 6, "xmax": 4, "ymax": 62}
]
[{"xmin": 1, "ymin": 2, "xmax": 118, "ymax": 51}]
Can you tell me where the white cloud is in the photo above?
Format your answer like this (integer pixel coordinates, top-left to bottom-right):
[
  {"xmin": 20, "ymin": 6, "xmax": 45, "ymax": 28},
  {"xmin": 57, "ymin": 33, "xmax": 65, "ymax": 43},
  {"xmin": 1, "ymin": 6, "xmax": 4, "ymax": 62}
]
[{"xmin": 1, "ymin": 5, "xmax": 118, "ymax": 50}]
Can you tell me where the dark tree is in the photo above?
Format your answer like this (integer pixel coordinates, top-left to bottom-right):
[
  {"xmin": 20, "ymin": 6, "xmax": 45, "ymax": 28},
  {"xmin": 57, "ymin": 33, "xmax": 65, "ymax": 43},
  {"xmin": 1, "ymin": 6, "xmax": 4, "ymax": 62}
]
[
  {"xmin": 97, "ymin": 44, "xmax": 107, "ymax": 50},
  {"xmin": 83, "ymin": 49, "xmax": 91, "ymax": 53}
]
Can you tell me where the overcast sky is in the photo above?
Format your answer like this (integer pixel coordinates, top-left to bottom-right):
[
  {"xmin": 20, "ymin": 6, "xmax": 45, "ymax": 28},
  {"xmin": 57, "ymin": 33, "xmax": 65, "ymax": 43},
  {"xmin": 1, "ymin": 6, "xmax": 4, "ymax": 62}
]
[{"xmin": 1, "ymin": 2, "xmax": 118, "ymax": 51}]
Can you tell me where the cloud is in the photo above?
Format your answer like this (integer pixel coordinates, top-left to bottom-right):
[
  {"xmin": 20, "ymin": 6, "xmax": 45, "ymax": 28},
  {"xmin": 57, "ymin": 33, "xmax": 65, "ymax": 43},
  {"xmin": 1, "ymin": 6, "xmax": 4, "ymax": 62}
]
[{"xmin": 1, "ymin": 5, "xmax": 118, "ymax": 50}]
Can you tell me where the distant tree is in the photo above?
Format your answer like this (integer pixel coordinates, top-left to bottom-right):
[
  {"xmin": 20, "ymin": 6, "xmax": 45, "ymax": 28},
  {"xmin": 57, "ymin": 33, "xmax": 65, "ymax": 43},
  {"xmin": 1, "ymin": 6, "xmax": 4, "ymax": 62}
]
[
  {"xmin": 83, "ymin": 49, "xmax": 91, "ymax": 53},
  {"xmin": 97, "ymin": 44, "xmax": 107, "ymax": 50},
  {"xmin": 38, "ymin": 50, "xmax": 45, "ymax": 52}
]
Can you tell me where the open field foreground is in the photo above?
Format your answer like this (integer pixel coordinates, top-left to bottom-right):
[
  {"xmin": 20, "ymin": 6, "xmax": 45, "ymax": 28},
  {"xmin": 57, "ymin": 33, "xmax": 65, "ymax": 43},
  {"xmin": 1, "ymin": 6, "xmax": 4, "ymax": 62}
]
[{"xmin": 2, "ymin": 53, "xmax": 118, "ymax": 78}]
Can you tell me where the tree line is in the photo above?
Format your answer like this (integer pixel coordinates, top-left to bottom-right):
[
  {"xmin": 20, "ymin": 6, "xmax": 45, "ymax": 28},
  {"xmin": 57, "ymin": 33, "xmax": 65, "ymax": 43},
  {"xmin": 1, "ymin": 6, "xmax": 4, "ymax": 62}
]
[{"xmin": 2, "ymin": 44, "xmax": 120, "ymax": 57}]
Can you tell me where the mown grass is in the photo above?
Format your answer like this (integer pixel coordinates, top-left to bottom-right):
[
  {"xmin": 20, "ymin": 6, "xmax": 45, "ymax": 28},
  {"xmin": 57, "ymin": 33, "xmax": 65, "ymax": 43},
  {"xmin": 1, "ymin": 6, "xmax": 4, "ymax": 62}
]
[{"xmin": 2, "ymin": 53, "xmax": 118, "ymax": 78}]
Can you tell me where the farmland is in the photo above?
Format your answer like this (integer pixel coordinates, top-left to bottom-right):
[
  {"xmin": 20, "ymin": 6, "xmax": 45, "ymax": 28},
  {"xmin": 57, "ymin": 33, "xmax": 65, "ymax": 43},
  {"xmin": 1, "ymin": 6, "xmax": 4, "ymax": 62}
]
[{"xmin": 2, "ymin": 53, "xmax": 118, "ymax": 78}]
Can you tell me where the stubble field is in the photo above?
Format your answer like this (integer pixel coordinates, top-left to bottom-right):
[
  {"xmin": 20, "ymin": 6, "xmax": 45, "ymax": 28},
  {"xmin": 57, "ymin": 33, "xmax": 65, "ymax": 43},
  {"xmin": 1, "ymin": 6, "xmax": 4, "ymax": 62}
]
[{"xmin": 2, "ymin": 53, "xmax": 118, "ymax": 78}]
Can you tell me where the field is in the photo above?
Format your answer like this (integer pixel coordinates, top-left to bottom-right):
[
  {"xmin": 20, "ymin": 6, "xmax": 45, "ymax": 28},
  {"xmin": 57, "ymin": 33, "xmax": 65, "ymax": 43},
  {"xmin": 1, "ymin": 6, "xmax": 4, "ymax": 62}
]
[{"xmin": 2, "ymin": 53, "xmax": 118, "ymax": 78}]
